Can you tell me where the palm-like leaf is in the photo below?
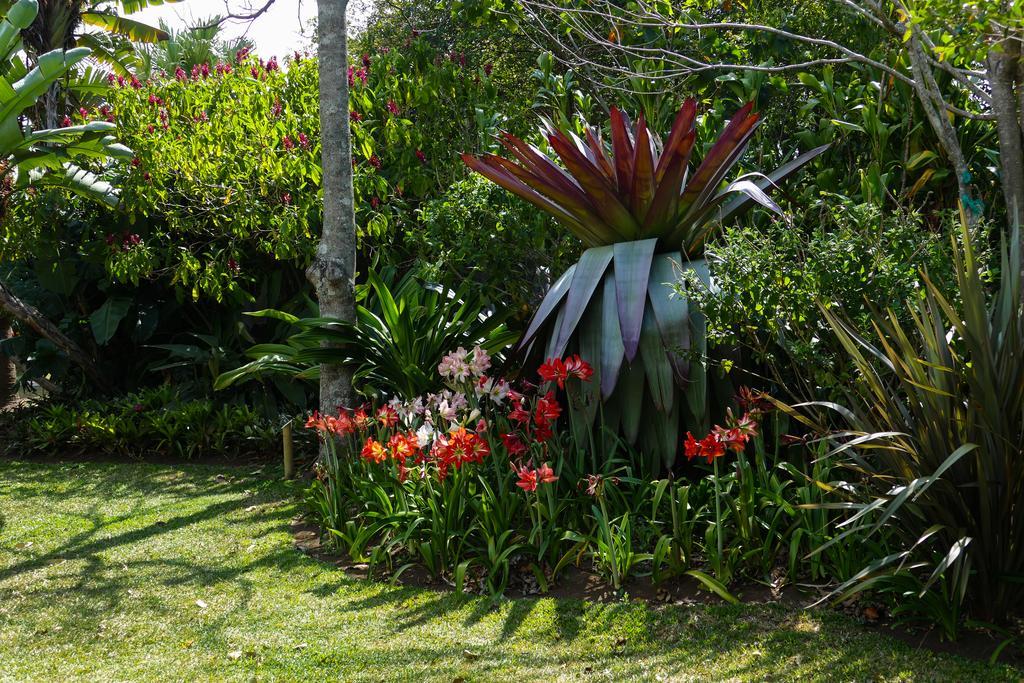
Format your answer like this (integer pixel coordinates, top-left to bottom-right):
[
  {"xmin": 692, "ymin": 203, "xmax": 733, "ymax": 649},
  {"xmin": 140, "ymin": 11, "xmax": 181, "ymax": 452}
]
[
  {"xmin": 465, "ymin": 101, "xmax": 826, "ymax": 472},
  {"xmin": 217, "ymin": 271, "xmax": 520, "ymax": 401},
  {"xmin": 1, "ymin": 0, "xmax": 128, "ymax": 205},
  {"xmin": 803, "ymin": 214, "xmax": 1024, "ymax": 625}
]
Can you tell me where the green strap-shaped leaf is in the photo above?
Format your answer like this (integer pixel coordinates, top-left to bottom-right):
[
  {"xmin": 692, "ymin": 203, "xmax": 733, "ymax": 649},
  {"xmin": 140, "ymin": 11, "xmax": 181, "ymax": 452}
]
[
  {"xmin": 647, "ymin": 251, "xmax": 690, "ymax": 387},
  {"xmin": 80, "ymin": 11, "xmax": 170, "ymax": 43},
  {"xmin": 599, "ymin": 270, "xmax": 625, "ymax": 400},
  {"xmin": 118, "ymin": 0, "xmax": 185, "ymax": 13},
  {"xmin": 639, "ymin": 302, "xmax": 674, "ymax": 414},
  {"xmin": 573, "ymin": 278, "xmax": 605, "ymax": 438},
  {"xmin": 544, "ymin": 305, "xmax": 567, "ymax": 362},
  {"xmin": 553, "ymin": 245, "xmax": 613, "ymax": 358},
  {"xmin": 0, "ymin": 1, "xmax": 37, "ymax": 61},
  {"xmin": 517, "ymin": 263, "xmax": 577, "ymax": 351},
  {"xmin": 686, "ymin": 260, "xmax": 711, "ymax": 421},
  {"xmin": 714, "ymin": 144, "xmax": 831, "ymax": 224},
  {"xmin": 617, "ymin": 360, "xmax": 645, "ymax": 445},
  {"xmin": 642, "ymin": 395, "xmax": 681, "ymax": 473},
  {"xmin": 613, "ymin": 238, "xmax": 657, "ymax": 362}
]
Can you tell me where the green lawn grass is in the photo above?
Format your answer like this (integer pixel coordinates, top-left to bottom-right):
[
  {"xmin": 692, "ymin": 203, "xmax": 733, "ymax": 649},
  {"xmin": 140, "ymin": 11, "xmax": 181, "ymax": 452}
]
[{"xmin": 0, "ymin": 460, "xmax": 1019, "ymax": 682}]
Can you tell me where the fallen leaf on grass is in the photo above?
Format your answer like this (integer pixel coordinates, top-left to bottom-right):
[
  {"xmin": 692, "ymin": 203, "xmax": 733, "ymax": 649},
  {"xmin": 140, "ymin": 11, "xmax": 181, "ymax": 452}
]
[
  {"xmin": 195, "ymin": 599, "xmax": 208, "ymax": 609},
  {"xmin": 227, "ymin": 650, "xmax": 242, "ymax": 660},
  {"xmin": 462, "ymin": 650, "xmax": 480, "ymax": 661}
]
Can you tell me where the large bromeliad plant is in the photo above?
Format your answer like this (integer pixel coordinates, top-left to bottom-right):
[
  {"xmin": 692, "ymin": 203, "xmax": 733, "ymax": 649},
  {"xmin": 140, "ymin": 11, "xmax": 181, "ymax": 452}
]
[{"xmin": 463, "ymin": 101, "xmax": 826, "ymax": 470}]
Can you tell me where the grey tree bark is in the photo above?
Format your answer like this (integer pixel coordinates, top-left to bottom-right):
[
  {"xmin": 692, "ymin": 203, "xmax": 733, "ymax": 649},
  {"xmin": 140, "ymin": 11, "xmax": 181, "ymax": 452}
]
[
  {"xmin": 988, "ymin": 31, "xmax": 1024, "ymax": 231},
  {"xmin": 308, "ymin": 0, "xmax": 357, "ymax": 415},
  {"xmin": 0, "ymin": 314, "xmax": 16, "ymax": 409}
]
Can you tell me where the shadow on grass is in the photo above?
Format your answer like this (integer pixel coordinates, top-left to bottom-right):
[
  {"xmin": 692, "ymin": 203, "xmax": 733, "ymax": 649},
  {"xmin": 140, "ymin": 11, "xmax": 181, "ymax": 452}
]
[{"xmin": 1, "ymin": 460, "xmax": 1020, "ymax": 682}]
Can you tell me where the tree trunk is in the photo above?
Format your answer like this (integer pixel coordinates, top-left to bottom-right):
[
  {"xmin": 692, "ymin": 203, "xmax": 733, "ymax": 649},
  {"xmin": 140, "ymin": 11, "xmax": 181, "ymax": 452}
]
[
  {"xmin": 988, "ymin": 33, "xmax": 1024, "ymax": 232},
  {"xmin": 0, "ymin": 280, "xmax": 109, "ymax": 391},
  {"xmin": 0, "ymin": 314, "xmax": 16, "ymax": 409},
  {"xmin": 904, "ymin": 31, "xmax": 982, "ymax": 226},
  {"xmin": 308, "ymin": 0, "xmax": 357, "ymax": 416}
]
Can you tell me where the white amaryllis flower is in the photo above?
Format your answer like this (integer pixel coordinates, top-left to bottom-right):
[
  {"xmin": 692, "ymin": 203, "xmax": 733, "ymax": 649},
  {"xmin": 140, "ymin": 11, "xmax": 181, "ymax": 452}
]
[
  {"xmin": 475, "ymin": 376, "xmax": 510, "ymax": 405},
  {"xmin": 415, "ymin": 423, "xmax": 435, "ymax": 448}
]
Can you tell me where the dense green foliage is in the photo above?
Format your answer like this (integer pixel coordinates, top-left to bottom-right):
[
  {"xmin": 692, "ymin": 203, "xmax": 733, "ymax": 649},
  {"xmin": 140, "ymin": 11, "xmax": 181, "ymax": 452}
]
[
  {"xmin": 805, "ymin": 220, "xmax": 1024, "ymax": 630},
  {"xmin": 685, "ymin": 203, "xmax": 976, "ymax": 402},
  {"xmin": 218, "ymin": 269, "xmax": 520, "ymax": 400},
  {"xmin": 0, "ymin": 385, "xmax": 284, "ymax": 459}
]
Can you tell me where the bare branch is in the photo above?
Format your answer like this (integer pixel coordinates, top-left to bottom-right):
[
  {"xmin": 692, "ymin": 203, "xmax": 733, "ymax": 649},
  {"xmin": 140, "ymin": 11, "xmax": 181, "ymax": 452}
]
[
  {"xmin": 516, "ymin": 0, "xmax": 995, "ymax": 120},
  {"xmin": 201, "ymin": 0, "xmax": 280, "ymax": 29}
]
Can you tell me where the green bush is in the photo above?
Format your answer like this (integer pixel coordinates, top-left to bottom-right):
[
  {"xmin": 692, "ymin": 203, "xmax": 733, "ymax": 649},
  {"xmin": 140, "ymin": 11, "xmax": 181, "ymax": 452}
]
[
  {"xmin": 0, "ymin": 386, "xmax": 284, "ymax": 460},
  {"xmin": 410, "ymin": 175, "xmax": 580, "ymax": 312},
  {"xmin": 800, "ymin": 220, "xmax": 1024, "ymax": 634},
  {"xmin": 683, "ymin": 202, "xmax": 980, "ymax": 403}
]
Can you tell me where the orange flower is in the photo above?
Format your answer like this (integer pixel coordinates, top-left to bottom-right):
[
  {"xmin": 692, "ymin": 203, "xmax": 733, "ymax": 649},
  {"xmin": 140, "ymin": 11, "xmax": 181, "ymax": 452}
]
[{"xmin": 360, "ymin": 437, "xmax": 388, "ymax": 463}]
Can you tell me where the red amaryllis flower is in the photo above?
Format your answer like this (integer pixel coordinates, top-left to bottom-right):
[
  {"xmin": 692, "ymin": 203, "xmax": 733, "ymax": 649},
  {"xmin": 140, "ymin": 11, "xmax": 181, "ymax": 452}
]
[
  {"xmin": 333, "ymin": 410, "xmax": 355, "ymax": 435},
  {"xmin": 537, "ymin": 462, "xmax": 558, "ymax": 484},
  {"xmin": 350, "ymin": 110, "xmax": 363, "ymax": 122},
  {"xmin": 433, "ymin": 427, "xmax": 489, "ymax": 469},
  {"xmin": 376, "ymin": 405, "xmax": 399, "ymax": 428},
  {"xmin": 534, "ymin": 421, "xmax": 554, "ymax": 443},
  {"xmin": 500, "ymin": 432, "xmax": 527, "ymax": 457},
  {"xmin": 386, "ymin": 100, "xmax": 400, "ymax": 116},
  {"xmin": 353, "ymin": 407, "xmax": 371, "ymax": 430},
  {"xmin": 539, "ymin": 355, "xmax": 593, "ymax": 388},
  {"xmin": 713, "ymin": 425, "xmax": 747, "ymax": 454},
  {"xmin": 368, "ymin": 154, "xmax": 382, "ymax": 169},
  {"xmin": 538, "ymin": 357, "xmax": 567, "ymax": 387},
  {"xmin": 415, "ymin": 149, "xmax": 427, "ymax": 164},
  {"xmin": 61, "ymin": 115, "xmax": 72, "ymax": 127},
  {"xmin": 361, "ymin": 53, "xmax": 371, "ymax": 68},
  {"xmin": 174, "ymin": 66, "xmax": 187, "ymax": 81},
  {"xmin": 282, "ymin": 135, "xmax": 295, "ymax": 150},
  {"xmin": 534, "ymin": 391, "xmax": 561, "ymax": 426},
  {"xmin": 564, "ymin": 355, "xmax": 594, "ymax": 382},
  {"xmin": 699, "ymin": 433, "xmax": 726, "ymax": 462},
  {"xmin": 737, "ymin": 386, "xmax": 772, "ymax": 415},
  {"xmin": 305, "ymin": 411, "xmax": 330, "ymax": 432},
  {"xmin": 361, "ymin": 437, "xmax": 388, "ymax": 463},
  {"xmin": 515, "ymin": 465, "xmax": 538, "ymax": 492},
  {"xmin": 298, "ymin": 132, "xmax": 311, "ymax": 149},
  {"xmin": 508, "ymin": 399, "xmax": 530, "ymax": 425},
  {"xmin": 734, "ymin": 412, "xmax": 759, "ymax": 439},
  {"xmin": 683, "ymin": 432, "xmax": 701, "ymax": 460}
]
